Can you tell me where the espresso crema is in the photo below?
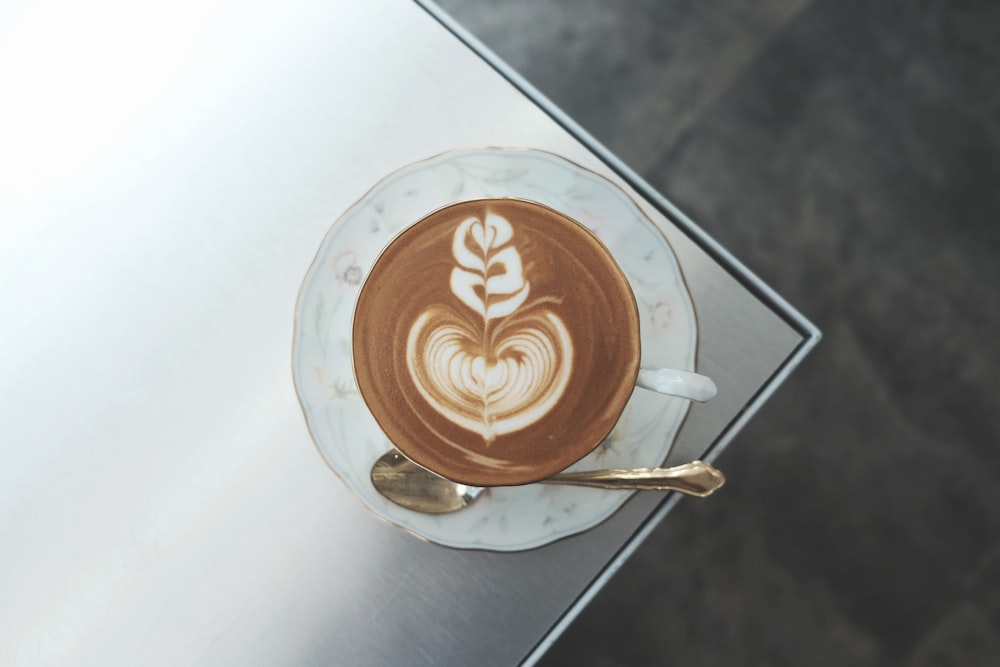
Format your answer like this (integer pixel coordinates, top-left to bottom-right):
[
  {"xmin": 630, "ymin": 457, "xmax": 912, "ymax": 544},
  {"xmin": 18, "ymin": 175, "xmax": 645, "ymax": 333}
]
[{"xmin": 353, "ymin": 199, "xmax": 640, "ymax": 486}]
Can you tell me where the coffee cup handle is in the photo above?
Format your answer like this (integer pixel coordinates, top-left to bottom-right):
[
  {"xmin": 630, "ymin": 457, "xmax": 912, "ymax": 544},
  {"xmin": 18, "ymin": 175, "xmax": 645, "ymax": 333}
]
[{"xmin": 636, "ymin": 368, "xmax": 717, "ymax": 402}]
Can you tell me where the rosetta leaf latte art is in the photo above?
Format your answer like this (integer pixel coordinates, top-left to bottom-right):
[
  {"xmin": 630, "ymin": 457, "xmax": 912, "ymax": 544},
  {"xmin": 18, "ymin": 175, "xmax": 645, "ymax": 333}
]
[
  {"xmin": 449, "ymin": 213, "xmax": 531, "ymax": 320},
  {"xmin": 406, "ymin": 212, "xmax": 573, "ymax": 443}
]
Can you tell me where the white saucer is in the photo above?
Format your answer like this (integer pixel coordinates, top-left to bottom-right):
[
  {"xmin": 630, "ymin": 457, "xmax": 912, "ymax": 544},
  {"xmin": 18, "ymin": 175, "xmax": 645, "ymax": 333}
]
[{"xmin": 292, "ymin": 148, "xmax": 698, "ymax": 551}]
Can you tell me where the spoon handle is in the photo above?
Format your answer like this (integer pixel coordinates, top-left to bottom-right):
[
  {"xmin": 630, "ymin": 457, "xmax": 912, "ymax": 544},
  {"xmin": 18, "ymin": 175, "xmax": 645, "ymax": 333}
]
[{"xmin": 543, "ymin": 461, "xmax": 725, "ymax": 497}]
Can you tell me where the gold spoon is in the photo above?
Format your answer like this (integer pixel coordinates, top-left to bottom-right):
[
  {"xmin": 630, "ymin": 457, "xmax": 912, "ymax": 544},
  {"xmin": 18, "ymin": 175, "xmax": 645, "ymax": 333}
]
[{"xmin": 370, "ymin": 450, "xmax": 726, "ymax": 514}]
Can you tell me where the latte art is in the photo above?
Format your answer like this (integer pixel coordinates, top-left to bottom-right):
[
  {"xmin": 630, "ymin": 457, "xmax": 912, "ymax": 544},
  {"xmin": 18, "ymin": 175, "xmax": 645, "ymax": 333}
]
[
  {"xmin": 449, "ymin": 214, "xmax": 531, "ymax": 321},
  {"xmin": 353, "ymin": 199, "xmax": 640, "ymax": 486},
  {"xmin": 406, "ymin": 214, "xmax": 573, "ymax": 442}
]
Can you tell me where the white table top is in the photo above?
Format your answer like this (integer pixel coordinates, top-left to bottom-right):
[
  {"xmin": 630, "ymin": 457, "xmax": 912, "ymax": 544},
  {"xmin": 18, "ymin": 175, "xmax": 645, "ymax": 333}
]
[{"xmin": 0, "ymin": 1, "xmax": 818, "ymax": 664}]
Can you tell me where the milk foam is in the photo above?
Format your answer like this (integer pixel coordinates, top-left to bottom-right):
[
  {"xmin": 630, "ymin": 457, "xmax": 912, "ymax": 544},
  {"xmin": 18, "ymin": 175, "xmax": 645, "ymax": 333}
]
[{"xmin": 405, "ymin": 213, "xmax": 573, "ymax": 442}]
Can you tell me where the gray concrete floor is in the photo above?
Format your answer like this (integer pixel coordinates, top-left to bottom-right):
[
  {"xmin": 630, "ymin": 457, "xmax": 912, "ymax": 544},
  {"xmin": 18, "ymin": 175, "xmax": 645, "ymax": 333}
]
[{"xmin": 434, "ymin": 1, "xmax": 1000, "ymax": 665}]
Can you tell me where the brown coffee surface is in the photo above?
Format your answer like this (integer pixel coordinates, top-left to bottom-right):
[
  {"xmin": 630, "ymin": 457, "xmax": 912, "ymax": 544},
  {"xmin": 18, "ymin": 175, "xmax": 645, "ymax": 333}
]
[{"xmin": 353, "ymin": 198, "xmax": 640, "ymax": 486}]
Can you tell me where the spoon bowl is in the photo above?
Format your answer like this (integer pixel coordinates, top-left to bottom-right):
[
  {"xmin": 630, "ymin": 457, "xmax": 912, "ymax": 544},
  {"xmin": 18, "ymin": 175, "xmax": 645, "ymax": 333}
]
[{"xmin": 371, "ymin": 450, "xmax": 725, "ymax": 514}]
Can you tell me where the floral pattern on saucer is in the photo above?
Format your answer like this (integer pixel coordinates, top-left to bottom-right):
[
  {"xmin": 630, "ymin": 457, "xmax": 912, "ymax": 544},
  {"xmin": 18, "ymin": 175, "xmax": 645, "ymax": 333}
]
[{"xmin": 292, "ymin": 148, "xmax": 698, "ymax": 551}]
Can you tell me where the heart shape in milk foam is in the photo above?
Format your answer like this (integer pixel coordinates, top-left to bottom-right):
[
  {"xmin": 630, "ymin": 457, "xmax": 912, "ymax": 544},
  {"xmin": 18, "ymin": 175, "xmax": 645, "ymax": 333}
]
[{"xmin": 406, "ymin": 308, "xmax": 573, "ymax": 443}]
